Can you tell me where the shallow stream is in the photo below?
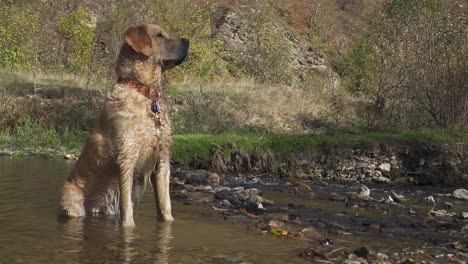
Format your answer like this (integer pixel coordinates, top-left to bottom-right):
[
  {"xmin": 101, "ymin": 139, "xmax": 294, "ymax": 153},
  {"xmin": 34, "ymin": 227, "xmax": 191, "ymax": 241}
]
[{"xmin": 0, "ymin": 158, "xmax": 305, "ymax": 264}]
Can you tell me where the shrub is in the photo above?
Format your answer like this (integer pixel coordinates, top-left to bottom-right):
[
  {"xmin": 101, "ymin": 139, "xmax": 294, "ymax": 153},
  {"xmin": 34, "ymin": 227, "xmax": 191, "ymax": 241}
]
[
  {"xmin": 338, "ymin": 0, "xmax": 468, "ymax": 129},
  {"xmin": 58, "ymin": 6, "xmax": 95, "ymax": 73},
  {"xmin": 151, "ymin": 0, "xmax": 228, "ymax": 81},
  {"xmin": 0, "ymin": 4, "xmax": 39, "ymax": 69}
]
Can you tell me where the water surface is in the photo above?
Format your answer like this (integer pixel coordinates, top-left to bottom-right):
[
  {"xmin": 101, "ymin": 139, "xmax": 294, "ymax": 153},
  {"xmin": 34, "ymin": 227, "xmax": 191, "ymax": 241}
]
[{"xmin": 0, "ymin": 158, "xmax": 306, "ymax": 264}]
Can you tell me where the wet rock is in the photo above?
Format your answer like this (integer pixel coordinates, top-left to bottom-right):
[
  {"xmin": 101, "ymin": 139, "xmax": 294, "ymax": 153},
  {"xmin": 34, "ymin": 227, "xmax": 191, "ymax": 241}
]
[
  {"xmin": 0, "ymin": 149, "xmax": 14, "ymax": 156},
  {"xmin": 374, "ymin": 176, "xmax": 391, "ymax": 183},
  {"xmin": 343, "ymin": 260, "xmax": 362, "ymax": 264},
  {"xmin": 353, "ymin": 247, "xmax": 369, "ymax": 258},
  {"xmin": 453, "ymin": 189, "xmax": 468, "ymax": 200},
  {"xmin": 221, "ymin": 199, "xmax": 232, "ymax": 207},
  {"xmin": 301, "ymin": 227, "xmax": 323, "ymax": 240},
  {"xmin": 329, "ymin": 193, "xmax": 347, "ymax": 202},
  {"xmin": 64, "ymin": 154, "xmax": 78, "ymax": 160},
  {"xmin": 430, "ymin": 209, "xmax": 449, "ymax": 217},
  {"xmin": 390, "ymin": 191, "xmax": 407, "ymax": 203},
  {"xmin": 393, "ymin": 177, "xmax": 412, "ymax": 184},
  {"xmin": 357, "ymin": 162, "xmax": 368, "ymax": 169},
  {"xmin": 214, "ymin": 186, "xmax": 231, "ymax": 192},
  {"xmin": 346, "ymin": 185, "xmax": 371, "ymax": 200},
  {"xmin": 214, "ymin": 187, "xmax": 273, "ymax": 208},
  {"xmin": 384, "ymin": 195, "xmax": 395, "ymax": 204},
  {"xmin": 192, "ymin": 185, "xmax": 213, "ymax": 192},
  {"xmin": 210, "ymin": 172, "xmax": 221, "ymax": 186},
  {"xmin": 174, "ymin": 170, "xmax": 221, "ymax": 186},
  {"xmin": 460, "ymin": 212, "xmax": 468, "ymax": 219},
  {"xmin": 376, "ymin": 252, "xmax": 389, "ymax": 261},
  {"xmin": 357, "ymin": 185, "xmax": 371, "ymax": 199},
  {"xmin": 232, "ymin": 186, "xmax": 245, "ymax": 192},
  {"xmin": 443, "ymin": 201, "xmax": 453, "ymax": 209},
  {"xmin": 268, "ymin": 220, "xmax": 285, "ymax": 229},
  {"xmin": 424, "ymin": 196, "xmax": 436, "ymax": 206}
]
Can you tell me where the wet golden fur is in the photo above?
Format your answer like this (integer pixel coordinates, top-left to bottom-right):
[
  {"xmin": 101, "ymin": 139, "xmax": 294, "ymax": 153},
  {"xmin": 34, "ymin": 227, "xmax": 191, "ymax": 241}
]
[{"xmin": 59, "ymin": 24, "xmax": 189, "ymax": 227}]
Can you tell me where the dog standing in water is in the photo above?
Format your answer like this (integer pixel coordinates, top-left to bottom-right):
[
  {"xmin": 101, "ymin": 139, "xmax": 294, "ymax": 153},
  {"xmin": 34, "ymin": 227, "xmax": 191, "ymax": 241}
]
[{"xmin": 59, "ymin": 24, "xmax": 189, "ymax": 227}]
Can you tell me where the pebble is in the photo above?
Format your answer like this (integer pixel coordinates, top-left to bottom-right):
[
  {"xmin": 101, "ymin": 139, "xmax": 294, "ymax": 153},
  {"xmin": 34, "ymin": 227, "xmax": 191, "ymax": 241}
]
[
  {"xmin": 300, "ymin": 227, "xmax": 323, "ymax": 240},
  {"xmin": 431, "ymin": 209, "xmax": 447, "ymax": 216},
  {"xmin": 378, "ymin": 163, "xmax": 391, "ymax": 172},
  {"xmin": 214, "ymin": 186, "xmax": 231, "ymax": 192},
  {"xmin": 64, "ymin": 154, "xmax": 78, "ymax": 160},
  {"xmin": 375, "ymin": 176, "xmax": 391, "ymax": 183},
  {"xmin": 210, "ymin": 172, "xmax": 221, "ymax": 186},
  {"xmin": 343, "ymin": 260, "xmax": 361, "ymax": 264},
  {"xmin": 357, "ymin": 185, "xmax": 371, "ymax": 199},
  {"xmin": 232, "ymin": 186, "xmax": 245, "ymax": 192},
  {"xmin": 221, "ymin": 199, "xmax": 232, "ymax": 206},
  {"xmin": 390, "ymin": 191, "xmax": 406, "ymax": 203},
  {"xmin": 453, "ymin": 189, "xmax": 468, "ymax": 200},
  {"xmin": 461, "ymin": 212, "xmax": 468, "ymax": 219},
  {"xmin": 268, "ymin": 220, "xmax": 285, "ymax": 229},
  {"xmin": 0, "ymin": 150, "xmax": 14, "ymax": 156},
  {"xmin": 376, "ymin": 252, "xmax": 389, "ymax": 260}
]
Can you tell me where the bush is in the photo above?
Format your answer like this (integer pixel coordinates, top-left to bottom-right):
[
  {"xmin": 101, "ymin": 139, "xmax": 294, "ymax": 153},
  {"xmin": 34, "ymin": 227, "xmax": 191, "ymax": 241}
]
[
  {"xmin": 0, "ymin": 4, "xmax": 39, "ymax": 69},
  {"xmin": 338, "ymin": 0, "xmax": 468, "ymax": 130},
  {"xmin": 58, "ymin": 6, "xmax": 95, "ymax": 73},
  {"xmin": 151, "ymin": 0, "xmax": 228, "ymax": 81}
]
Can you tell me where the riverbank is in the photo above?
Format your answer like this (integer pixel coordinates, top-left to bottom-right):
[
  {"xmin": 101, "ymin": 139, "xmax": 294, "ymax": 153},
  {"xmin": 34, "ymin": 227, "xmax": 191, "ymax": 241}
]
[
  {"xmin": 169, "ymin": 166, "xmax": 468, "ymax": 263},
  {"xmin": 1, "ymin": 70, "xmax": 467, "ymax": 185},
  {"xmin": 1, "ymin": 129, "xmax": 467, "ymax": 185}
]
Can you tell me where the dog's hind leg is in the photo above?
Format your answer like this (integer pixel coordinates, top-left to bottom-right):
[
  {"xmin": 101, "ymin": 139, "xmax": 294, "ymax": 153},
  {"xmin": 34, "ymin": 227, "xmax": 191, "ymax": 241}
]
[
  {"xmin": 151, "ymin": 161, "xmax": 173, "ymax": 221},
  {"xmin": 59, "ymin": 180, "xmax": 85, "ymax": 217}
]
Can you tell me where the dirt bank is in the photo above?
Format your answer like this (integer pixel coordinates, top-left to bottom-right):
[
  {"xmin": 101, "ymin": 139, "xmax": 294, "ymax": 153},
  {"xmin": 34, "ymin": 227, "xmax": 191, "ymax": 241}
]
[{"xmin": 184, "ymin": 140, "xmax": 468, "ymax": 186}]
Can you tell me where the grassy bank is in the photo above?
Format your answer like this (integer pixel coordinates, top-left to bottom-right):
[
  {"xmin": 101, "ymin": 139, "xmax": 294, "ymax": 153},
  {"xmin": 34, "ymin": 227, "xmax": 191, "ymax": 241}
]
[
  {"xmin": 172, "ymin": 130, "xmax": 467, "ymax": 168},
  {"xmin": 1, "ymin": 120, "xmax": 465, "ymax": 160},
  {"xmin": 0, "ymin": 70, "xmax": 466, "ymax": 164}
]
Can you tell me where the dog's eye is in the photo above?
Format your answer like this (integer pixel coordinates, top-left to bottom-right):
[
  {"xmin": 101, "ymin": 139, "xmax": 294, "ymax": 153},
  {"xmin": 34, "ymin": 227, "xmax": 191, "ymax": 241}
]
[{"xmin": 156, "ymin": 33, "xmax": 164, "ymax": 38}]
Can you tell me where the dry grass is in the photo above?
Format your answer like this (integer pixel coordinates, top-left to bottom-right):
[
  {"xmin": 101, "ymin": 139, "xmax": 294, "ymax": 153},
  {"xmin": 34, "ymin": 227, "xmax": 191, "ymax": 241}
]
[{"xmin": 168, "ymin": 78, "xmax": 352, "ymax": 133}]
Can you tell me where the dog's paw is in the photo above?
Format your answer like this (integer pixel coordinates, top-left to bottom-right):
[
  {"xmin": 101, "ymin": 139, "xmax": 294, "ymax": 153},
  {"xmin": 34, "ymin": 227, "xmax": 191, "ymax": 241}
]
[
  {"xmin": 161, "ymin": 214, "xmax": 174, "ymax": 222},
  {"xmin": 122, "ymin": 219, "xmax": 136, "ymax": 228}
]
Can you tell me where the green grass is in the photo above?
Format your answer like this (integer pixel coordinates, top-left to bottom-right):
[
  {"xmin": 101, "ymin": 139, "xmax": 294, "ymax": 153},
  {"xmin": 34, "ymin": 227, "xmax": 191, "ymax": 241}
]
[
  {"xmin": 171, "ymin": 129, "xmax": 467, "ymax": 167},
  {"xmin": 0, "ymin": 120, "xmax": 88, "ymax": 155},
  {"xmin": 1, "ymin": 118, "xmax": 465, "ymax": 160}
]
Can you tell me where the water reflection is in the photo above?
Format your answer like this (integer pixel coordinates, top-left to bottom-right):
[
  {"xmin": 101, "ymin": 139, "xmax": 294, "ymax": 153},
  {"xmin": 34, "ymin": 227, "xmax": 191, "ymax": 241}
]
[
  {"xmin": 58, "ymin": 216, "xmax": 173, "ymax": 264},
  {"xmin": 0, "ymin": 158, "xmax": 306, "ymax": 264}
]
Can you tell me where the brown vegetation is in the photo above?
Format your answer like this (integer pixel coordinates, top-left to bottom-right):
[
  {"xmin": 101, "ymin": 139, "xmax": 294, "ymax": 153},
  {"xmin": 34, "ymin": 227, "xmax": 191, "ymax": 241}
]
[{"xmin": 0, "ymin": 0, "xmax": 466, "ymax": 133}]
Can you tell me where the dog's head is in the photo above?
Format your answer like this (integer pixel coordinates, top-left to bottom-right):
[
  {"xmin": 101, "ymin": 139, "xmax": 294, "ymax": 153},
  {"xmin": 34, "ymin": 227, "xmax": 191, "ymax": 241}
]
[{"xmin": 124, "ymin": 24, "xmax": 189, "ymax": 70}]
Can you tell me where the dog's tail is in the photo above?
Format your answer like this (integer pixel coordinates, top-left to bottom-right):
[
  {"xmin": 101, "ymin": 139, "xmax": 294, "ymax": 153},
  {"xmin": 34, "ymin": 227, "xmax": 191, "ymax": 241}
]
[{"xmin": 58, "ymin": 180, "xmax": 85, "ymax": 217}]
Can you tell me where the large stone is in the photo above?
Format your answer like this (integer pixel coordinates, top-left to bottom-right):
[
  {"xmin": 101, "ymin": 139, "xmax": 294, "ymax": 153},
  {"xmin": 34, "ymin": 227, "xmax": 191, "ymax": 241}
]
[
  {"xmin": 378, "ymin": 163, "xmax": 391, "ymax": 172},
  {"xmin": 453, "ymin": 189, "xmax": 468, "ymax": 200}
]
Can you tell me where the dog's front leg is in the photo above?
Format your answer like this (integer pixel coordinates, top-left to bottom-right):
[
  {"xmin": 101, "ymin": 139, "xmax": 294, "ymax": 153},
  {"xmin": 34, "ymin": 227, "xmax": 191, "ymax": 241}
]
[
  {"xmin": 151, "ymin": 160, "xmax": 173, "ymax": 221},
  {"xmin": 119, "ymin": 166, "xmax": 135, "ymax": 227}
]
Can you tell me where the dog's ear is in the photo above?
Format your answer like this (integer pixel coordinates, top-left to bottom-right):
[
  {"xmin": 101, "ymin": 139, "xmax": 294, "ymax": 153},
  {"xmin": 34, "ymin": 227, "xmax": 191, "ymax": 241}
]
[{"xmin": 125, "ymin": 25, "xmax": 153, "ymax": 57}]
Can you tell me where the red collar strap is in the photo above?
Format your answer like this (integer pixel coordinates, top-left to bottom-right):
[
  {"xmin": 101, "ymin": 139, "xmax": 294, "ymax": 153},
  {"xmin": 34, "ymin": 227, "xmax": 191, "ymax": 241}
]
[{"xmin": 118, "ymin": 78, "xmax": 161, "ymax": 114}]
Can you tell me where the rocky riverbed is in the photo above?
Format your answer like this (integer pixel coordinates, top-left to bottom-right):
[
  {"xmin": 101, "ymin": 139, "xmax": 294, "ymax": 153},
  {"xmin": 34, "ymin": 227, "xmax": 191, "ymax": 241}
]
[{"xmin": 171, "ymin": 167, "xmax": 468, "ymax": 264}]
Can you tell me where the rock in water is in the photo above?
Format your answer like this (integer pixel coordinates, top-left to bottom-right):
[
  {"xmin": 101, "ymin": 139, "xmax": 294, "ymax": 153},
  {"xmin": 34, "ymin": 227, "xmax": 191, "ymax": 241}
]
[
  {"xmin": 390, "ymin": 191, "xmax": 407, "ymax": 203},
  {"xmin": 356, "ymin": 185, "xmax": 371, "ymax": 199},
  {"xmin": 453, "ymin": 189, "xmax": 468, "ymax": 200}
]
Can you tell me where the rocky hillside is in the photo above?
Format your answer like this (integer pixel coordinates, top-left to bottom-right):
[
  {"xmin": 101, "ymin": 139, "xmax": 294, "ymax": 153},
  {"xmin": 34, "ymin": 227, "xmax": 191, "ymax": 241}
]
[
  {"xmin": 0, "ymin": 0, "xmax": 466, "ymax": 132},
  {"xmin": 213, "ymin": 7, "xmax": 335, "ymax": 85}
]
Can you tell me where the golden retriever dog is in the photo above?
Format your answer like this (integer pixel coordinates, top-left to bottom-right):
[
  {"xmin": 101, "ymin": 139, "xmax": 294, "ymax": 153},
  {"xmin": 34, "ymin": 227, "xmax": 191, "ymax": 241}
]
[{"xmin": 59, "ymin": 24, "xmax": 189, "ymax": 227}]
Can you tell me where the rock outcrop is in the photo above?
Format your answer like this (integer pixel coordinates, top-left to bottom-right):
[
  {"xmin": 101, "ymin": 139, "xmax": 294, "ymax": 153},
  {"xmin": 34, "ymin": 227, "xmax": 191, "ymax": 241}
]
[{"xmin": 213, "ymin": 7, "xmax": 339, "ymax": 86}]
